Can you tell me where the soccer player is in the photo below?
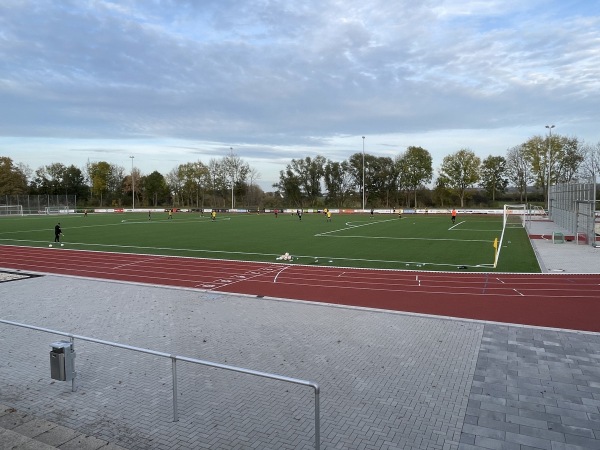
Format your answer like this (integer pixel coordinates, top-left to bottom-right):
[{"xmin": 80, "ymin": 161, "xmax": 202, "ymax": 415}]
[
  {"xmin": 274, "ymin": 208, "xmax": 278, "ymax": 218},
  {"xmin": 168, "ymin": 209, "xmax": 173, "ymax": 220},
  {"xmin": 54, "ymin": 223, "xmax": 62, "ymax": 242},
  {"xmin": 211, "ymin": 210, "xmax": 216, "ymax": 221},
  {"xmin": 297, "ymin": 209, "xmax": 302, "ymax": 221},
  {"xmin": 370, "ymin": 208, "xmax": 374, "ymax": 219},
  {"xmin": 148, "ymin": 210, "xmax": 152, "ymax": 221},
  {"xmin": 326, "ymin": 210, "xmax": 332, "ymax": 222},
  {"xmin": 451, "ymin": 208, "xmax": 457, "ymax": 224}
]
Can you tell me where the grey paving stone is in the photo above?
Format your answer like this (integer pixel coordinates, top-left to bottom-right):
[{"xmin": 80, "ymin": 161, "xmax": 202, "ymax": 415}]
[
  {"xmin": 11, "ymin": 418, "xmax": 57, "ymax": 438},
  {"xmin": 0, "ymin": 427, "xmax": 32, "ymax": 448},
  {"xmin": 36, "ymin": 425, "xmax": 87, "ymax": 447},
  {"xmin": 564, "ymin": 433, "xmax": 600, "ymax": 449},
  {"xmin": 0, "ymin": 410, "xmax": 33, "ymax": 430},
  {"xmin": 57, "ymin": 434, "xmax": 116, "ymax": 450},
  {"xmin": 548, "ymin": 422, "xmax": 596, "ymax": 439},
  {"xmin": 505, "ymin": 430, "xmax": 552, "ymax": 449},
  {"xmin": 550, "ymin": 442, "xmax": 592, "ymax": 450}
]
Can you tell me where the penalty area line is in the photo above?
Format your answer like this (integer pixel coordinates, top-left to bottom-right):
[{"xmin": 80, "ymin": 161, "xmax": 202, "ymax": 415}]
[
  {"xmin": 316, "ymin": 218, "xmax": 399, "ymax": 237},
  {"xmin": 448, "ymin": 221, "xmax": 465, "ymax": 230}
]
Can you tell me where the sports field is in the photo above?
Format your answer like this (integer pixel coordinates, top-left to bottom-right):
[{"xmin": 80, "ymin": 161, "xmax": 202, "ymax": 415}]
[{"xmin": 0, "ymin": 211, "xmax": 540, "ymax": 273}]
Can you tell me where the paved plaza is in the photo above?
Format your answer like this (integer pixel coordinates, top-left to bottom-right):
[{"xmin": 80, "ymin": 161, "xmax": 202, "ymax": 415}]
[
  {"xmin": 0, "ymin": 272, "xmax": 599, "ymax": 449},
  {"xmin": 0, "ymin": 218, "xmax": 599, "ymax": 449}
]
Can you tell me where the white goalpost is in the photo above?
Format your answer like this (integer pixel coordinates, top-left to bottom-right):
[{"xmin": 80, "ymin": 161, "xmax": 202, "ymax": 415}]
[
  {"xmin": 0, "ymin": 205, "xmax": 24, "ymax": 216},
  {"xmin": 494, "ymin": 204, "xmax": 527, "ymax": 268},
  {"xmin": 503, "ymin": 204, "xmax": 526, "ymax": 228}
]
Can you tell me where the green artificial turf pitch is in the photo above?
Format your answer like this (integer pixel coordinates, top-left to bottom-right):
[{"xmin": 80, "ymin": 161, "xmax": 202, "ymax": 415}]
[{"xmin": 0, "ymin": 211, "xmax": 541, "ymax": 273}]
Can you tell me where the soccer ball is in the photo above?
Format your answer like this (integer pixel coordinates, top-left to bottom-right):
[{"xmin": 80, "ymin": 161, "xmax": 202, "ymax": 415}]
[
  {"xmin": 49, "ymin": 244, "xmax": 53, "ymax": 247},
  {"xmin": 60, "ymin": 243, "xmax": 64, "ymax": 247}
]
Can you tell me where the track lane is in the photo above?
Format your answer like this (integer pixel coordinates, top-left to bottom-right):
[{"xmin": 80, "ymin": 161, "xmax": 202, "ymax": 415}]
[{"xmin": 1, "ymin": 245, "xmax": 599, "ymax": 331}]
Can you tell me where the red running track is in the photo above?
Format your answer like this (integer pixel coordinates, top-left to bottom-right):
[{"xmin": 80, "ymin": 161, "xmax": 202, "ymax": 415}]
[{"xmin": 1, "ymin": 245, "xmax": 599, "ymax": 332}]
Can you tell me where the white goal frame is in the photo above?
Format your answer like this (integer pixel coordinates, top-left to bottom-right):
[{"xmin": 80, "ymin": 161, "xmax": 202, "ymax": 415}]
[
  {"xmin": 0, "ymin": 205, "xmax": 24, "ymax": 216},
  {"xmin": 503, "ymin": 204, "xmax": 526, "ymax": 228},
  {"xmin": 494, "ymin": 204, "xmax": 527, "ymax": 268}
]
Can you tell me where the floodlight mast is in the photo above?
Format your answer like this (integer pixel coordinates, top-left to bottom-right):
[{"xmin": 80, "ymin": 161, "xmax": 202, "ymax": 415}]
[
  {"xmin": 130, "ymin": 156, "xmax": 135, "ymax": 210},
  {"xmin": 545, "ymin": 125, "xmax": 555, "ymax": 210},
  {"xmin": 362, "ymin": 136, "xmax": 365, "ymax": 211},
  {"xmin": 230, "ymin": 147, "xmax": 234, "ymax": 210}
]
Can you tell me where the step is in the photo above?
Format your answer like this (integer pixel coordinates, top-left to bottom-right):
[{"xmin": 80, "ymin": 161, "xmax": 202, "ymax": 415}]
[{"xmin": 0, "ymin": 404, "xmax": 127, "ymax": 449}]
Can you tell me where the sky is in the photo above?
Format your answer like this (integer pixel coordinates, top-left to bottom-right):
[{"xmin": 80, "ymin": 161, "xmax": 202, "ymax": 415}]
[{"xmin": 1, "ymin": 0, "xmax": 599, "ymax": 191}]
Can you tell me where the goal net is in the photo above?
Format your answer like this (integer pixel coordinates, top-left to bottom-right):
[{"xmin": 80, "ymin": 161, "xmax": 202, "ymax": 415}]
[
  {"xmin": 44, "ymin": 206, "xmax": 70, "ymax": 215},
  {"xmin": 0, "ymin": 205, "xmax": 24, "ymax": 216},
  {"xmin": 503, "ymin": 204, "xmax": 526, "ymax": 228}
]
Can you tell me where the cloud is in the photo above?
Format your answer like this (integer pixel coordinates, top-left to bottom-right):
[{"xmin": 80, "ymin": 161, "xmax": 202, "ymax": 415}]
[{"xmin": 0, "ymin": 0, "xmax": 598, "ymax": 188}]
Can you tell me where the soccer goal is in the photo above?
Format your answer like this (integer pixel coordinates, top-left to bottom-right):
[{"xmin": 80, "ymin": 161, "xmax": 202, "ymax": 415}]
[
  {"xmin": 0, "ymin": 205, "xmax": 24, "ymax": 216},
  {"xmin": 503, "ymin": 204, "xmax": 526, "ymax": 228},
  {"xmin": 44, "ymin": 206, "xmax": 70, "ymax": 215},
  {"xmin": 527, "ymin": 205, "xmax": 547, "ymax": 222}
]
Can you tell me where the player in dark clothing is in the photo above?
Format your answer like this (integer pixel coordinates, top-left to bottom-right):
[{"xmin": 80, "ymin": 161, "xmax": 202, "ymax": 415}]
[{"xmin": 54, "ymin": 223, "xmax": 62, "ymax": 242}]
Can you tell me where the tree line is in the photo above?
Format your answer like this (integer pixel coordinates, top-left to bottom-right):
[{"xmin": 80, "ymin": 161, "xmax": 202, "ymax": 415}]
[{"xmin": 1, "ymin": 134, "xmax": 599, "ymax": 209}]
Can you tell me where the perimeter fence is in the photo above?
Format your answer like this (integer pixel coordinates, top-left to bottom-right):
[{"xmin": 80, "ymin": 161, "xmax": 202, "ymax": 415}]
[{"xmin": 549, "ymin": 182, "xmax": 597, "ymax": 246}]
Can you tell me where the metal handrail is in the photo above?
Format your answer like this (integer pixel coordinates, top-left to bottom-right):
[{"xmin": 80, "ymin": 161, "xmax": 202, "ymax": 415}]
[{"xmin": 0, "ymin": 318, "xmax": 320, "ymax": 449}]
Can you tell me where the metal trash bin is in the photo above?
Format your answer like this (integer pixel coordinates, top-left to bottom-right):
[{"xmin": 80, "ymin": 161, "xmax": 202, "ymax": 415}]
[{"xmin": 50, "ymin": 341, "xmax": 75, "ymax": 381}]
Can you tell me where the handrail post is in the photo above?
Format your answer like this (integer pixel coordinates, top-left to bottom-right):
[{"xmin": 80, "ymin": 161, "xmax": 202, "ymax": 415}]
[
  {"xmin": 69, "ymin": 335, "xmax": 77, "ymax": 392},
  {"xmin": 314, "ymin": 384, "xmax": 320, "ymax": 450},
  {"xmin": 171, "ymin": 356, "xmax": 179, "ymax": 422}
]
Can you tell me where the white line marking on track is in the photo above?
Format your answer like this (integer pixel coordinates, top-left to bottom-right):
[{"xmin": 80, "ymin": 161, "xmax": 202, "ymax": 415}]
[
  {"xmin": 274, "ymin": 265, "xmax": 291, "ymax": 283},
  {"xmin": 496, "ymin": 278, "xmax": 505, "ymax": 284},
  {"xmin": 112, "ymin": 257, "xmax": 157, "ymax": 270},
  {"xmin": 513, "ymin": 288, "xmax": 524, "ymax": 296},
  {"xmin": 195, "ymin": 264, "xmax": 281, "ymax": 289}
]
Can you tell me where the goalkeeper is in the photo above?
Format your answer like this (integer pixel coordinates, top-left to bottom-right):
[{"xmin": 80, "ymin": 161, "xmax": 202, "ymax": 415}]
[{"xmin": 54, "ymin": 223, "xmax": 62, "ymax": 243}]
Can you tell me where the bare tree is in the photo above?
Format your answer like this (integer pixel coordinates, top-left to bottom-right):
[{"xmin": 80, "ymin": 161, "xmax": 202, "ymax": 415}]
[{"xmin": 505, "ymin": 145, "xmax": 531, "ymax": 203}]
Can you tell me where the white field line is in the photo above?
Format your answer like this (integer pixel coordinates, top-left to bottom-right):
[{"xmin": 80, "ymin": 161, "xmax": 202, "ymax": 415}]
[
  {"xmin": 315, "ymin": 218, "xmax": 399, "ymax": 236},
  {"xmin": 317, "ymin": 235, "xmax": 492, "ymax": 243},
  {"xmin": 448, "ymin": 221, "xmax": 465, "ymax": 230}
]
